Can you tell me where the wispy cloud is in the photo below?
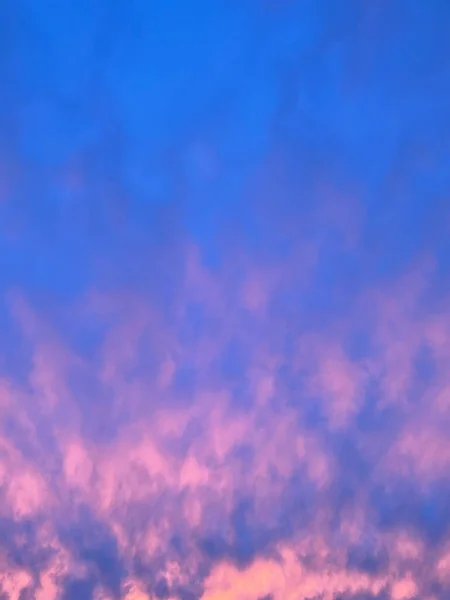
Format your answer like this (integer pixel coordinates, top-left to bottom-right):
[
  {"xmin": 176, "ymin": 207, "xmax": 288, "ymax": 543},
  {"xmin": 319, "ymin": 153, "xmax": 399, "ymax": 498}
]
[{"xmin": 0, "ymin": 1, "xmax": 449, "ymax": 599}]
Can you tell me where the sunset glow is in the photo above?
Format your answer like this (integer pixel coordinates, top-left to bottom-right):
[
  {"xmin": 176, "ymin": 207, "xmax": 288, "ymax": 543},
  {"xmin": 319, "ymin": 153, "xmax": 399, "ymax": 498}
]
[{"xmin": 0, "ymin": 1, "xmax": 449, "ymax": 599}]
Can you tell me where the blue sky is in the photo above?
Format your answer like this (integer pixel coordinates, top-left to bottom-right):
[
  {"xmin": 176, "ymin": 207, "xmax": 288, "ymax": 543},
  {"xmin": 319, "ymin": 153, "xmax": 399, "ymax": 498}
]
[{"xmin": 0, "ymin": 1, "xmax": 449, "ymax": 599}]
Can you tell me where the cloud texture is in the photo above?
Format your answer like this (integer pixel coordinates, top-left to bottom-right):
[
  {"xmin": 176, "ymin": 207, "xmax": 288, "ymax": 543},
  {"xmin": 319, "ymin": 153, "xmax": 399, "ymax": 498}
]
[{"xmin": 0, "ymin": 1, "xmax": 450, "ymax": 598}]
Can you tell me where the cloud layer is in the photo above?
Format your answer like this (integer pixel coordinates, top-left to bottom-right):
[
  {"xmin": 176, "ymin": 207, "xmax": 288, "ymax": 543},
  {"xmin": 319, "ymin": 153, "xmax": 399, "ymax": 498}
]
[{"xmin": 0, "ymin": 1, "xmax": 450, "ymax": 599}]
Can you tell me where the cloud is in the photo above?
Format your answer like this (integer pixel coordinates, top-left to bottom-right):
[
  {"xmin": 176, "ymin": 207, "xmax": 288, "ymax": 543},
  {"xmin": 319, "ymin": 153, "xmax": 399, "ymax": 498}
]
[
  {"xmin": 0, "ymin": 1, "xmax": 449, "ymax": 599},
  {"xmin": 0, "ymin": 233, "xmax": 449, "ymax": 599}
]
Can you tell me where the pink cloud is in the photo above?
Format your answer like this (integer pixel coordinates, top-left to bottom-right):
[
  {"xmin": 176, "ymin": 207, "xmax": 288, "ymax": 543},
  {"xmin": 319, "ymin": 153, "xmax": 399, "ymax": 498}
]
[{"xmin": 0, "ymin": 211, "xmax": 448, "ymax": 599}]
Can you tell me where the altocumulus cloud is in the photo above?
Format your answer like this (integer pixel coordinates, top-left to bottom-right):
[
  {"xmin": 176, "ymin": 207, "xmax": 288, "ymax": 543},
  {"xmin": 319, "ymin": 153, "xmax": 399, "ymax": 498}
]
[{"xmin": 0, "ymin": 0, "xmax": 449, "ymax": 599}]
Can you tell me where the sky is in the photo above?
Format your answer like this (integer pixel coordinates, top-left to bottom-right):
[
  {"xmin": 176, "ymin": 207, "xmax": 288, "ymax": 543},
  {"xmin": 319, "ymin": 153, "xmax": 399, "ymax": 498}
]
[{"xmin": 0, "ymin": 1, "xmax": 450, "ymax": 599}]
